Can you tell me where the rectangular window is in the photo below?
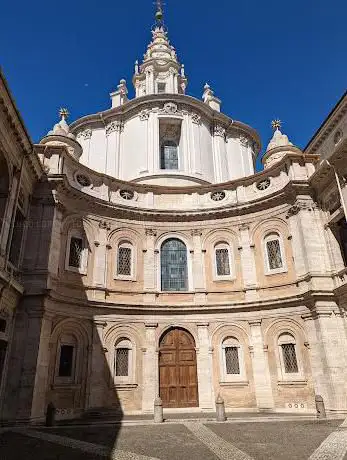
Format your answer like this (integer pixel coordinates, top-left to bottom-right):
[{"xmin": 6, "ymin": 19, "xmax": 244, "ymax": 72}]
[
  {"xmin": 58, "ymin": 345, "xmax": 74, "ymax": 377},
  {"xmin": 225, "ymin": 346, "xmax": 240, "ymax": 374},
  {"xmin": 157, "ymin": 82, "xmax": 166, "ymax": 94},
  {"xmin": 266, "ymin": 239, "xmax": 283, "ymax": 270},
  {"xmin": 69, "ymin": 237, "xmax": 83, "ymax": 268},
  {"xmin": 8, "ymin": 208, "xmax": 25, "ymax": 267},
  {"xmin": 281, "ymin": 343, "xmax": 298, "ymax": 373},
  {"xmin": 115, "ymin": 348, "xmax": 129, "ymax": 376},
  {"xmin": 216, "ymin": 248, "xmax": 230, "ymax": 276},
  {"xmin": 117, "ymin": 247, "xmax": 132, "ymax": 276}
]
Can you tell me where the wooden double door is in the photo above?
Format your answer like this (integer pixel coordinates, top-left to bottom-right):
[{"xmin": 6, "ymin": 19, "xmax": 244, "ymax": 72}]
[{"xmin": 159, "ymin": 328, "xmax": 199, "ymax": 408}]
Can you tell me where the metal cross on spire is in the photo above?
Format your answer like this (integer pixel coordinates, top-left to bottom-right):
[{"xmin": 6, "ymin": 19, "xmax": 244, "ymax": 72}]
[
  {"xmin": 271, "ymin": 119, "xmax": 282, "ymax": 131},
  {"xmin": 154, "ymin": 0, "xmax": 165, "ymax": 25}
]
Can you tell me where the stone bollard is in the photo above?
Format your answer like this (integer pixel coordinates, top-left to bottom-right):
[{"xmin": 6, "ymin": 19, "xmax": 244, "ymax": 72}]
[
  {"xmin": 45, "ymin": 402, "xmax": 56, "ymax": 427},
  {"xmin": 215, "ymin": 394, "xmax": 226, "ymax": 422},
  {"xmin": 154, "ymin": 397, "xmax": 163, "ymax": 423},
  {"xmin": 315, "ymin": 395, "xmax": 326, "ymax": 419}
]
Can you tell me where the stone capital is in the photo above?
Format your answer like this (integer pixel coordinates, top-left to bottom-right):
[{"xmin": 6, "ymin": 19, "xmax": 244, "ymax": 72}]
[
  {"xmin": 248, "ymin": 319, "xmax": 262, "ymax": 327},
  {"xmin": 145, "ymin": 322, "xmax": 158, "ymax": 329},
  {"xmin": 197, "ymin": 322, "xmax": 209, "ymax": 327}
]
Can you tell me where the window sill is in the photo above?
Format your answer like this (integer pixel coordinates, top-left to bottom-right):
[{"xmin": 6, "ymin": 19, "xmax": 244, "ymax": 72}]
[
  {"xmin": 219, "ymin": 380, "xmax": 249, "ymax": 387},
  {"xmin": 65, "ymin": 266, "xmax": 87, "ymax": 275},
  {"xmin": 113, "ymin": 276, "xmax": 136, "ymax": 282},
  {"xmin": 265, "ymin": 268, "xmax": 288, "ymax": 276},
  {"xmin": 51, "ymin": 383, "xmax": 81, "ymax": 390},
  {"xmin": 111, "ymin": 383, "xmax": 138, "ymax": 391},
  {"xmin": 277, "ymin": 379, "xmax": 307, "ymax": 386}
]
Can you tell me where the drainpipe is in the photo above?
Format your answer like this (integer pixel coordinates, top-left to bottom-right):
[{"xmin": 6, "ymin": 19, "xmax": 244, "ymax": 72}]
[{"xmin": 325, "ymin": 160, "xmax": 347, "ymax": 221}]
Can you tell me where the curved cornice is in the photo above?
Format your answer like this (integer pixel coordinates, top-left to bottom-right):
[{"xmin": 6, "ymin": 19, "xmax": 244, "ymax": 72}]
[{"xmin": 68, "ymin": 93, "xmax": 262, "ymax": 153}]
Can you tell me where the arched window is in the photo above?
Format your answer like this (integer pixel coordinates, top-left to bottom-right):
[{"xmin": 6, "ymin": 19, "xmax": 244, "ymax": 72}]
[
  {"xmin": 160, "ymin": 140, "xmax": 178, "ymax": 170},
  {"xmin": 161, "ymin": 238, "xmax": 188, "ymax": 291},
  {"xmin": 264, "ymin": 233, "xmax": 285, "ymax": 274},
  {"xmin": 116, "ymin": 241, "xmax": 134, "ymax": 279},
  {"xmin": 214, "ymin": 243, "xmax": 232, "ymax": 279},
  {"xmin": 114, "ymin": 338, "xmax": 133, "ymax": 382},
  {"xmin": 222, "ymin": 337, "xmax": 241, "ymax": 375},
  {"xmin": 65, "ymin": 229, "xmax": 88, "ymax": 274},
  {"xmin": 278, "ymin": 333, "xmax": 299, "ymax": 374}
]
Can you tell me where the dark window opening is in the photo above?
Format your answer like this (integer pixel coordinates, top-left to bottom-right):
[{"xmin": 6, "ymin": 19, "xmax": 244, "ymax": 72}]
[
  {"xmin": 68, "ymin": 237, "xmax": 83, "ymax": 268},
  {"xmin": 157, "ymin": 83, "xmax": 166, "ymax": 94},
  {"xmin": 8, "ymin": 208, "xmax": 25, "ymax": 267},
  {"xmin": 160, "ymin": 140, "xmax": 178, "ymax": 170},
  {"xmin": 58, "ymin": 345, "xmax": 74, "ymax": 377},
  {"xmin": 0, "ymin": 319, "xmax": 6, "ymax": 333}
]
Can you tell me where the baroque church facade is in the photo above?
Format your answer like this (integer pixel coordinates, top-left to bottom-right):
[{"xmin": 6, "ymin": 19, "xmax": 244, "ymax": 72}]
[{"xmin": 0, "ymin": 9, "xmax": 347, "ymax": 423}]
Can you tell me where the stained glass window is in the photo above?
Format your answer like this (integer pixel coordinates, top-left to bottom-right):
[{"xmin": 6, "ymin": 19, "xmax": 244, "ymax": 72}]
[
  {"xmin": 225, "ymin": 346, "xmax": 240, "ymax": 374},
  {"xmin": 161, "ymin": 141, "xmax": 178, "ymax": 170},
  {"xmin": 69, "ymin": 237, "xmax": 83, "ymax": 268},
  {"xmin": 266, "ymin": 238, "xmax": 283, "ymax": 270},
  {"xmin": 215, "ymin": 247, "xmax": 230, "ymax": 276},
  {"xmin": 161, "ymin": 238, "xmax": 188, "ymax": 291},
  {"xmin": 117, "ymin": 245, "xmax": 132, "ymax": 276},
  {"xmin": 281, "ymin": 343, "xmax": 298, "ymax": 373}
]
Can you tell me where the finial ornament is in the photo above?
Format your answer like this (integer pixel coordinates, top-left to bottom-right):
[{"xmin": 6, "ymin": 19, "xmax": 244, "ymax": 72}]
[
  {"xmin": 59, "ymin": 108, "xmax": 69, "ymax": 120},
  {"xmin": 271, "ymin": 119, "xmax": 282, "ymax": 131}
]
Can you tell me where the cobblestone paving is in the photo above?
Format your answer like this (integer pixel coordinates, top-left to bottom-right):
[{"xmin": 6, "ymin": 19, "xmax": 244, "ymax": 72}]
[
  {"xmin": 207, "ymin": 419, "xmax": 343, "ymax": 460},
  {"xmin": 184, "ymin": 421, "xmax": 253, "ymax": 460},
  {"xmin": 1, "ymin": 418, "xmax": 346, "ymax": 460},
  {"xmin": 309, "ymin": 420, "xmax": 347, "ymax": 460}
]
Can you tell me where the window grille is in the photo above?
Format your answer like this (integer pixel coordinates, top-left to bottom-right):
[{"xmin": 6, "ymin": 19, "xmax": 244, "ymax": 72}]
[
  {"xmin": 266, "ymin": 239, "xmax": 283, "ymax": 270},
  {"xmin": 281, "ymin": 343, "xmax": 298, "ymax": 373},
  {"xmin": 161, "ymin": 238, "xmax": 188, "ymax": 291},
  {"xmin": 58, "ymin": 345, "xmax": 74, "ymax": 377},
  {"xmin": 117, "ymin": 246, "xmax": 132, "ymax": 276},
  {"xmin": 225, "ymin": 346, "xmax": 240, "ymax": 374},
  {"xmin": 216, "ymin": 248, "xmax": 230, "ymax": 276},
  {"xmin": 161, "ymin": 141, "xmax": 178, "ymax": 169},
  {"xmin": 115, "ymin": 348, "xmax": 129, "ymax": 376},
  {"xmin": 69, "ymin": 237, "xmax": 83, "ymax": 268}
]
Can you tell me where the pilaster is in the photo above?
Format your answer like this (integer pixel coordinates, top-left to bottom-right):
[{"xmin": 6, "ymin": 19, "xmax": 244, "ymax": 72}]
[
  {"xmin": 92, "ymin": 222, "xmax": 109, "ymax": 287},
  {"xmin": 88, "ymin": 320, "xmax": 107, "ymax": 408},
  {"xmin": 143, "ymin": 229, "xmax": 157, "ymax": 301},
  {"xmin": 196, "ymin": 322, "xmax": 214, "ymax": 410},
  {"xmin": 142, "ymin": 322, "xmax": 158, "ymax": 412},
  {"xmin": 238, "ymin": 224, "xmax": 258, "ymax": 300},
  {"xmin": 191, "ymin": 230, "xmax": 205, "ymax": 292},
  {"xmin": 303, "ymin": 302, "xmax": 347, "ymax": 412},
  {"xmin": 248, "ymin": 320, "xmax": 274, "ymax": 411}
]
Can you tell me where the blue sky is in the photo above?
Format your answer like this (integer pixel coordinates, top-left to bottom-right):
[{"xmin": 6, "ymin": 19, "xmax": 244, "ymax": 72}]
[{"xmin": 1, "ymin": 0, "xmax": 346, "ymax": 171}]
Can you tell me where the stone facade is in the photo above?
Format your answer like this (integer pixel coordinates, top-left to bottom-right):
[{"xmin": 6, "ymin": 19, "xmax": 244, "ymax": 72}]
[{"xmin": 0, "ymin": 15, "xmax": 347, "ymax": 424}]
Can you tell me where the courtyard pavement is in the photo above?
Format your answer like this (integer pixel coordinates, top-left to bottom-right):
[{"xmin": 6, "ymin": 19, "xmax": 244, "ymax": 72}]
[{"xmin": 1, "ymin": 416, "xmax": 347, "ymax": 459}]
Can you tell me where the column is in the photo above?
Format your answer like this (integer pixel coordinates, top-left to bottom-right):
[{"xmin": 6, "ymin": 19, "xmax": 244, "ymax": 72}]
[
  {"xmin": 248, "ymin": 320, "xmax": 274, "ymax": 411},
  {"xmin": 303, "ymin": 302, "xmax": 347, "ymax": 412},
  {"xmin": 142, "ymin": 323, "xmax": 158, "ymax": 413},
  {"xmin": 88, "ymin": 320, "xmax": 107, "ymax": 409},
  {"xmin": 196, "ymin": 323, "xmax": 214, "ymax": 410},
  {"xmin": 238, "ymin": 224, "xmax": 258, "ymax": 301},
  {"xmin": 105, "ymin": 122, "xmax": 121, "ymax": 177}
]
